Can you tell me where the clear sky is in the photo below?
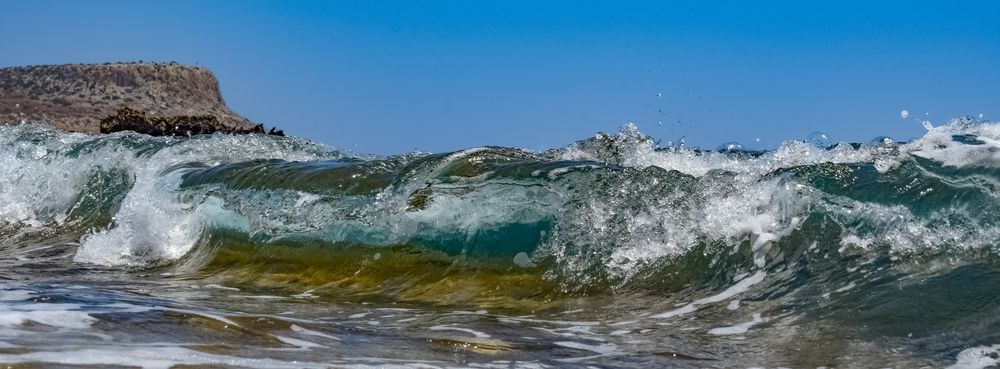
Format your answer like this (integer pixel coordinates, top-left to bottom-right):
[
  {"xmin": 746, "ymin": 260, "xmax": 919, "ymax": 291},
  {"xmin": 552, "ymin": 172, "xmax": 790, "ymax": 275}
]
[{"xmin": 1, "ymin": 1, "xmax": 998, "ymax": 154}]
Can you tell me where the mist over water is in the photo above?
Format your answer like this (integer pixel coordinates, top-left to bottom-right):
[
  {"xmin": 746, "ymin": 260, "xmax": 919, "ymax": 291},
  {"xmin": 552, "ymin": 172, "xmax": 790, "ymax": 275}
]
[{"xmin": 3, "ymin": 118, "xmax": 1000, "ymax": 368}]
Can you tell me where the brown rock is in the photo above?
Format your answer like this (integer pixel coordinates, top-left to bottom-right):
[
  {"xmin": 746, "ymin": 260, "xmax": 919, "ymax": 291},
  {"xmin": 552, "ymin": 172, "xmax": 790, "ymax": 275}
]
[
  {"xmin": 0, "ymin": 62, "xmax": 280, "ymax": 135},
  {"xmin": 99, "ymin": 107, "xmax": 283, "ymax": 137}
]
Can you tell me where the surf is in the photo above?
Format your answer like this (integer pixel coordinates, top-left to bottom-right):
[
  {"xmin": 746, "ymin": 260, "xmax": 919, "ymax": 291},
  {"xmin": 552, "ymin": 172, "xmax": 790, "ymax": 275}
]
[{"xmin": 3, "ymin": 117, "xmax": 1000, "ymax": 367}]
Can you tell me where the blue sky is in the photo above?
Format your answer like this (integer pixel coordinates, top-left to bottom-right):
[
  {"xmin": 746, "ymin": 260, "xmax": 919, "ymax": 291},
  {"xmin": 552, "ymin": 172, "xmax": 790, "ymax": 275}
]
[{"xmin": 1, "ymin": 1, "xmax": 998, "ymax": 154}]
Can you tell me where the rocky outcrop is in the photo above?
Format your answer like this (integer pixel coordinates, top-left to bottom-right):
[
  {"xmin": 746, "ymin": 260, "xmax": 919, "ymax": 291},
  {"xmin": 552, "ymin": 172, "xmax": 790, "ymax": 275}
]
[
  {"xmin": 0, "ymin": 62, "xmax": 277, "ymax": 135},
  {"xmin": 99, "ymin": 107, "xmax": 283, "ymax": 137}
]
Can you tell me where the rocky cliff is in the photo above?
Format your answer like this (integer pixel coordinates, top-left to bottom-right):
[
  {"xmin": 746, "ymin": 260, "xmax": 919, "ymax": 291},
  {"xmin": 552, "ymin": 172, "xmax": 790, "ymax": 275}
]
[{"xmin": 0, "ymin": 62, "xmax": 263, "ymax": 134}]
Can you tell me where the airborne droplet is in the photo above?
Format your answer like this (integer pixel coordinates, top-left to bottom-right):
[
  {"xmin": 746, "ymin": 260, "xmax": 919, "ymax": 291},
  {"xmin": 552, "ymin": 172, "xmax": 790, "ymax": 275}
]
[
  {"xmin": 513, "ymin": 252, "xmax": 535, "ymax": 268},
  {"xmin": 807, "ymin": 132, "xmax": 832, "ymax": 148}
]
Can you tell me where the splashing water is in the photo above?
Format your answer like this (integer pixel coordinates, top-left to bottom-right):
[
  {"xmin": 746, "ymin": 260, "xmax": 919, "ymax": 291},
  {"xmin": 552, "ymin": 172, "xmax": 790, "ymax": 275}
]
[{"xmin": 1, "ymin": 117, "xmax": 999, "ymax": 367}]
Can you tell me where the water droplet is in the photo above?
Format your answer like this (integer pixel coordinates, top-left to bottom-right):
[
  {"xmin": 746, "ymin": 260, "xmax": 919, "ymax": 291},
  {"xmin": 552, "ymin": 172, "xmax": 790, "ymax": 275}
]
[
  {"xmin": 807, "ymin": 132, "xmax": 832, "ymax": 148},
  {"xmin": 900, "ymin": 110, "xmax": 909, "ymax": 119},
  {"xmin": 513, "ymin": 252, "xmax": 534, "ymax": 268}
]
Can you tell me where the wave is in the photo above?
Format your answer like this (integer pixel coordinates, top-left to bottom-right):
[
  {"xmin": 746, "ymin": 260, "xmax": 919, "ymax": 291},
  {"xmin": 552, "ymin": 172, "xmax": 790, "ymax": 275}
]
[{"xmin": 3, "ymin": 118, "xmax": 1000, "ymax": 308}]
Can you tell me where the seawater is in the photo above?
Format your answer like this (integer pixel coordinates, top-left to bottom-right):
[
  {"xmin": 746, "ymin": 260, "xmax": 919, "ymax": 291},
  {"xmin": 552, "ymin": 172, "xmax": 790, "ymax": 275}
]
[{"xmin": 2, "ymin": 119, "xmax": 1000, "ymax": 368}]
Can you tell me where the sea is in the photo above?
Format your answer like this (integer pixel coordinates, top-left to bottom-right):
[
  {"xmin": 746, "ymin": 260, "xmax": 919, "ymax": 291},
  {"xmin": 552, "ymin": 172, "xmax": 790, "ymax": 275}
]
[{"xmin": 2, "ymin": 118, "xmax": 1000, "ymax": 368}]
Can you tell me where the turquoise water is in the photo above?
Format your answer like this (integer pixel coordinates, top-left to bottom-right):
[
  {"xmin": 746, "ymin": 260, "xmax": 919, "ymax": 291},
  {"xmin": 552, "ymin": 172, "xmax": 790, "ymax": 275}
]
[{"xmin": 2, "ymin": 120, "xmax": 1000, "ymax": 368}]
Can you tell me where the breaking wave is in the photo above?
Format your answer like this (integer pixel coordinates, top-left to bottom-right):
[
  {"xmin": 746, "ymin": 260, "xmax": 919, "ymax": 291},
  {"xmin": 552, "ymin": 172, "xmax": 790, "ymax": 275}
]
[{"xmin": 3, "ymin": 118, "xmax": 1000, "ymax": 307}]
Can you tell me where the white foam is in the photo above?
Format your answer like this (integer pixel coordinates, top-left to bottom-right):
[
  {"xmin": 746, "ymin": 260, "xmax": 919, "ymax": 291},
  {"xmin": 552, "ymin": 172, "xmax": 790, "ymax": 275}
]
[
  {"xmin": 202, "ymin": 284, "xmax": 240, "ymax": 291},
  {"xmin": 833, "ymin": 282, "xmax": 856, "ymax": 293},
  {"xmin": 430, "ymin": 325, "xmax": 492, "ymax": 338},
  {"xmin": 75, "ymin": 166, "xmax": 205, "ymax": 266},
  {"xmin": 948, "ymin": 345, "xmax": 1000, "ymax": 369},
  {"xmin": 0, "ymin": 347, "xmax": 338, "ymax": 369},
  {"xmin": 291, "ymin": 290, "xmax": 318, "ymax": 299},
  {"xmin": 0, "ymin": 308, "xmax": 96, "ymax": 329},
  {"xmin": 274, "ymin": 335, "xmax": 325, "ymax": 349},
  {"xmin": 290, "ymin": 324, "xmax": 340, "ymax": 341},
  {"xmin": 0, "ymin": 289, "xmax": 34, "ymax": 301},
  {"xmin": 497, "ymin": 317, "xmax": 601, "ymax": 326},
  {"xmin": 161, "ymin": 307, "xmax": 240, "ymax": 327},
  {"xmin": 653, "ymin": 271, "xmax": 766, "ymax": 319},
  {"xmin": 652, "ymin": 303, "xmax": 697, "ymax": 319},
  {"xmin": 549, "ymin": 125, "xmax": 820, "ymax": 282},
  {"xmin": 553, "ymin": 341, "xmax": 618, "ymax": 354},
  {"xmin": 906, "ymin": 117, "xmax": 1000, "ymax": 168},
  {"xmin": 545, "ymin": 119, "xmax": 1000, "ymax": 281},
  {"xmin": 707, "ymin": 313, "xmax": 764, "ymax": 335},
  {"xmin": 559, "ymin": 124, "xmax": 883, "ymax": 178}
]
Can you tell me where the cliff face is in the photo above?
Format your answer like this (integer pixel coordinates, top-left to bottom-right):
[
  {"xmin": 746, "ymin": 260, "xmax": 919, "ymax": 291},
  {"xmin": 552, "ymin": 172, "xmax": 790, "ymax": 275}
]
[{"xmin": 0, "ymin": 63, "xmax": 257, "ymax": 133}]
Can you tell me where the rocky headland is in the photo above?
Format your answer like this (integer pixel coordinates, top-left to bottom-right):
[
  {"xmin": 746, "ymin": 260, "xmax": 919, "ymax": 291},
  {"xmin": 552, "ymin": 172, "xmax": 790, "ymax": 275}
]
[{"xmin": 0, "ymin": 62, "xmax": 281, "ymax": 136}]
